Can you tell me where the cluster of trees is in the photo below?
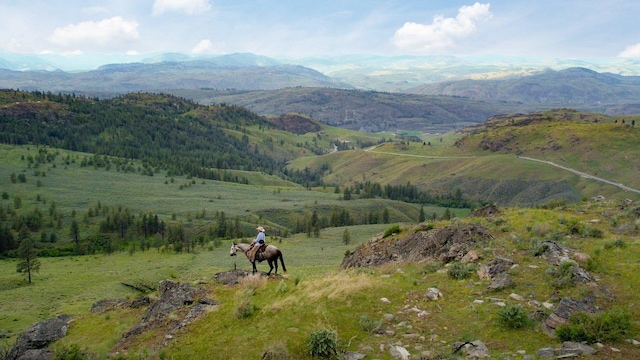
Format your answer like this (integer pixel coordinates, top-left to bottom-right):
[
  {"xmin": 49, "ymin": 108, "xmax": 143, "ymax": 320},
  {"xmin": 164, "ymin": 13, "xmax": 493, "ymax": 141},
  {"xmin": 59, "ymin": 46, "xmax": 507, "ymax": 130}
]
[{"xmin": 341, "ymin": 181, "xmax": 477, "ymax": 209}]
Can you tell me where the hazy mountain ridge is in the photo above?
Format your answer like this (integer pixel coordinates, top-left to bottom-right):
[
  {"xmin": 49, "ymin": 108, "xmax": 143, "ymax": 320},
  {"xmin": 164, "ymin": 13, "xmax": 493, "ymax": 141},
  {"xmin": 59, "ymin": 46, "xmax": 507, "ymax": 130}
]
[
  {"xmin": 409, "ymin": 67, "xmax": 640, "ymax": 106},
  {"xmin": 171, "ymin": 87, "xmax": 528, "ymax": 133},
  {"xmin": 0, "ymin": 61, "xmax": 352, "ymax": 94}
]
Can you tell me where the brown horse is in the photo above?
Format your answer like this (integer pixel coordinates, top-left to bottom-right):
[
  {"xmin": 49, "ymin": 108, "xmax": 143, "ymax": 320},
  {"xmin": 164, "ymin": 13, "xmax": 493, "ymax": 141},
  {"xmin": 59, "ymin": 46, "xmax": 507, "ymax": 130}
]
[{"xmin": 230, "ymin": 242, "xmax": 287, "ymax": 275}]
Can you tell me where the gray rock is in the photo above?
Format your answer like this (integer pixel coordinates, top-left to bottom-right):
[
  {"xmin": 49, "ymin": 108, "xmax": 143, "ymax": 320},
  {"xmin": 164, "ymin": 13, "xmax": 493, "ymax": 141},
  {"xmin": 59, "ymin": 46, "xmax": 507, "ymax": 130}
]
[
  {"xmin": 488, "ymin": 274, "xmax": 515, "ymax": 291},
  {"xmin": 536, "ymin": 347, "xmax": 555, "ymax": 358},
  {"xmin": 542, "ymin": 297, "xmax": 599, "ymax": 337},
  {"xmin": 425, "ymin": 287, "xmax": 442, "ymax": 301},
  {"xmin": 344, "ymin": 351, "xmax": 366, "ymax": 360},
  {"xmin": 16, "ymin": 349, "xmax": 55, "ymax": 360},
  {"xmin": 7, "ymin": 314, "xmax": 72, "ymax": 360},
  {"xmin": 388, "ymin": 345, "xmax": 409, "ymax": 359},
  {"xmin": 560, "ymin": 341, "xmax": 597, "ymax": 355}
]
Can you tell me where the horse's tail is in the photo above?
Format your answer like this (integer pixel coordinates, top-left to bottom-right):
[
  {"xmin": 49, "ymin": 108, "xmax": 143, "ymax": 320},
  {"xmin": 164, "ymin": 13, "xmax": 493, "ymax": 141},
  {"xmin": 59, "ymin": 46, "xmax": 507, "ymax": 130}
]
[{"xmin": 278, "ymin": 250, "xmax": 287, "ymax": 273}]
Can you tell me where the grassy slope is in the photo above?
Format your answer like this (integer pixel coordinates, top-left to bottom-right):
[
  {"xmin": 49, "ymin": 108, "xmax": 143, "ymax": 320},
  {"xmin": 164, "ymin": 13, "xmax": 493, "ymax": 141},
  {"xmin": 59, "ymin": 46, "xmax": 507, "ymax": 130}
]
[
  {"xmin": 289, "ymin": 110, "xmax": 640, "ymax": 205},
  {"xmin": 2, "ymin": 200, "xmax": 639, "ymax": 359}
]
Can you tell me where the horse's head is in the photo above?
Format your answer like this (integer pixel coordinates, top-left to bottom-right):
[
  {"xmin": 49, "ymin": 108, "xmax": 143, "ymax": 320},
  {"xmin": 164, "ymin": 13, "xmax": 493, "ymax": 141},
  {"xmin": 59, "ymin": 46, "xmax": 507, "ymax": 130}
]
[{"xmin": 229, "ymin": 243, "xmax": 238, "ymax": 256}]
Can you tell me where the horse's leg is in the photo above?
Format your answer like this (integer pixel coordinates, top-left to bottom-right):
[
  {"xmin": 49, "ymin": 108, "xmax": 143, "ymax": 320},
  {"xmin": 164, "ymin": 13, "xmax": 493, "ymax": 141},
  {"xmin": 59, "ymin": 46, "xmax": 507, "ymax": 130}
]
[
  {"xmin": 252, "ymin": 260, "xmax": 257, "ymax": 274},
  {"xmin": 267, "ymin": 259, "xmax": 274, "ymax": 275}
]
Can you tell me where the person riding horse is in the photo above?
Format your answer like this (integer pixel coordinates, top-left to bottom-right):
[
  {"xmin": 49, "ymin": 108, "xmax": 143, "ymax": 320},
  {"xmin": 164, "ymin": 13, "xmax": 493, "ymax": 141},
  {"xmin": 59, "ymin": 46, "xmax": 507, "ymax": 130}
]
[{"xmin": 248, "ymin": 226, "xmax": 266, "ymax": 261}]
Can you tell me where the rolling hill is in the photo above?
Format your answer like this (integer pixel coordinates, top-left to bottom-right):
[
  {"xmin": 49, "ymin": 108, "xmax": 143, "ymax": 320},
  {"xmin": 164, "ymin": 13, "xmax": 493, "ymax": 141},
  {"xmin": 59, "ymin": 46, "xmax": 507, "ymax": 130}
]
[
  {"xmin": 170, "ymin": 87, "xmax": 526, "ymax": 133},
  {"xmin": 290, "ymin": 109, "xmax": 640, "ymax": 206}
]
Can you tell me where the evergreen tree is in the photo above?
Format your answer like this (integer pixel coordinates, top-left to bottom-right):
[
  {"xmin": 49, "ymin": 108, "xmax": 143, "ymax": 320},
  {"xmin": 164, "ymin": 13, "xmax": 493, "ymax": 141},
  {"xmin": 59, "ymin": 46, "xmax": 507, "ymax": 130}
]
[
  {"xmin": 70, "ymin": 220, "xmax": 80, "ymax": 254},
  {"xmin": 16, "ymin": 226, "xmax": 41, "ymax": 283},
  {"xmin": 419, "ymin": 205, "xmax": 425, "ymax": 222},
  {"xmin": 383, "ymin": 208, "xmax": 390, "ymax": 224},
  {"xmin": 342, "ymin": 228, "xmax": 351, "ymax": 245}
]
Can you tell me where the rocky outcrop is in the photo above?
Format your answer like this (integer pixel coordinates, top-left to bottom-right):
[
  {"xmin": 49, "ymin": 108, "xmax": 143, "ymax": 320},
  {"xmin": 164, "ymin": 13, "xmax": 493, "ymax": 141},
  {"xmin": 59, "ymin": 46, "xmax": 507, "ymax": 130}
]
[
  {"xmin": 112, "ymin": 280, "xmax": 217, "ymax": 353},
  {"xmin": 341, "ymin": 223, "xmax": 493, "ymax": 268},
  {"xmin": 542, "ymin": 297, "xmax": 600, "ymax": 337},
  {"xmin": 7, "ymin": 314, "xmax": 72, "ymax": 360}
]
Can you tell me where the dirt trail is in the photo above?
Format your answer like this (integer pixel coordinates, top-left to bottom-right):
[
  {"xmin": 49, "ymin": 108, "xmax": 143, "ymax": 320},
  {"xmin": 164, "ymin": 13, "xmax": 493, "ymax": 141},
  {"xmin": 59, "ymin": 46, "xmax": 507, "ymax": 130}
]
[{"xmin": 361, "ymin": 146, "xmax": 640, "ymax": 195}]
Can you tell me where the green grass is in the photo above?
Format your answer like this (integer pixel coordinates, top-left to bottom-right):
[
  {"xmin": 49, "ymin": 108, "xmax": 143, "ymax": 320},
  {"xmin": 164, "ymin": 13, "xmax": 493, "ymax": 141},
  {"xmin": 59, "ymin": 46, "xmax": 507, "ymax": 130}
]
[{"xmin": 2, "ymin": 199, "xmax": 640, "ymax": 359}]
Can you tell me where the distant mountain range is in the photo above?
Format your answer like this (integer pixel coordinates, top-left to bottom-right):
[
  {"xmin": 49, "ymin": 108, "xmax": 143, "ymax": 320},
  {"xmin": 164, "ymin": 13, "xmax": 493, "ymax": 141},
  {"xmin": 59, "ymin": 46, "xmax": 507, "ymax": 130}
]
[
  {"xmin": 0, "ymin": 55, "xmax": 351, "ymax": 94},
  {"xmin": 1, "ymin": 52, "xmax": 640, "ymax": 131},
  {"xmin": 409, "ymin": 67, "xmax": 640, "ymax": 112}
]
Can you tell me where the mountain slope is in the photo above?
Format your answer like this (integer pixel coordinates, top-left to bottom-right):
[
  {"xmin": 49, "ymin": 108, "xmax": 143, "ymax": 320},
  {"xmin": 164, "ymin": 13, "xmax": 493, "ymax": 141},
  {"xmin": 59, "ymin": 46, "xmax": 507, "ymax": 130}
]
[
  {"xmin": 171, "ymin": 87, "xmax": 526, "ymax": 132},
  {"xmin": 410, "ymin": 67, "xmax": 640, "ymax": 110}
]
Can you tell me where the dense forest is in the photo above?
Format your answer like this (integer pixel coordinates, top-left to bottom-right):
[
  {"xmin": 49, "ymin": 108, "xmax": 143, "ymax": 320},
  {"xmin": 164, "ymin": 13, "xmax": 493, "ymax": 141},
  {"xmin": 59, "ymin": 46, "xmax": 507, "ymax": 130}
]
[{"xmin": 0, "ymin": 90, "xmax": 289, "ymax": 180}]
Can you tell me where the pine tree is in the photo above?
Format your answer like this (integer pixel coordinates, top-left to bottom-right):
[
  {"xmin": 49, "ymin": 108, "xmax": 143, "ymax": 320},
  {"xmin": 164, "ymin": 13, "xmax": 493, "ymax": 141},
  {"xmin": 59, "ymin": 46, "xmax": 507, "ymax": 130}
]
[
  {"xmin": 342, "ymin": 228, "xmax": 351, "ymax": 245},
  {"xmin": 16, "ymin": 226, "xmax": 41, "ymax": 283}
]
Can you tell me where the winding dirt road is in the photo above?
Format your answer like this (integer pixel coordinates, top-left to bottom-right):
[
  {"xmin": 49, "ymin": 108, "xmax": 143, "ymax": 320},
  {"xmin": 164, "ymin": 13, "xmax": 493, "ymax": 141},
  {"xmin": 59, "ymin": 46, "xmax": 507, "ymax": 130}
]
[{"xmin": 361, "ymin": 146, "xmax": 640, "ymax": 195}]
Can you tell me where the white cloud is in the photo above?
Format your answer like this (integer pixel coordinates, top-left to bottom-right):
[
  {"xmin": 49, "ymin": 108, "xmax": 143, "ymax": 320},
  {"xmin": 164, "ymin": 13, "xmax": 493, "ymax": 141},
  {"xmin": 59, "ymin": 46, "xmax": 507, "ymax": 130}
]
[
  {"xmin": 392, "ymin": 2, "xmax": 492, "ymax": 53},
  {"xmin": 49, "ymin": 17, "xmax": 139, "ymax": 51},
  {"xmin": 152, "ymin": 0, "xmax": 211, "ymax": 16},
  {"xmin": 618, "ymin": 43, "xmax": 640, "ymax": 58},
  {"xmin": 191, "ymin": 39, "xmax": 217, "ymax": 54}
]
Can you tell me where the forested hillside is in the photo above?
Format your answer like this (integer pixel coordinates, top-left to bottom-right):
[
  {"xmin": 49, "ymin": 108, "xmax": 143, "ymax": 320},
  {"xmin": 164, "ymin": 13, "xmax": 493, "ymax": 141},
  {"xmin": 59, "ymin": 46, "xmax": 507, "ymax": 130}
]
[{"xmin": 0, "ymin": 90, "xmax": 312, "ymax": 182}]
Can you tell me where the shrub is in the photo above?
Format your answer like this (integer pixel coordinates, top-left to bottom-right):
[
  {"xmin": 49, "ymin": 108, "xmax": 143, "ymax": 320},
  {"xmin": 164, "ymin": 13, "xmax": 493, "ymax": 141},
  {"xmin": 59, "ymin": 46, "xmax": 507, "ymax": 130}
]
[
  {"xmin": 54, "ymin": 344, "xmax": 87, "ymax": 360},
  {"xmin": 556, "ymin": 309, "xmax": 634, "ymax": 344},
  {"xmin": 235, "ymin": 299, "xmax": 256, "ymax": 319},
  {"xmin": 497, "ymin": 304, "xmax": 531, "ymax": 329},
  {"xmin": 584, "ymin": 226, "xmax": 604, "ymax": 238},
  {"xmin": 421, "ymin": 261, "xmax": 442, "ymax": 274},
  {"xmin": 531, "ymin": 223, "xmax": 550, "ymax": 237},
  {"xmin": 307, "ymin": 328, "xmax": 339, "ymax": 359},
  {"xmin": 383, "ymin": 224, "xmax": 401, "ymax": 238},
  {"xmin": 546, "ymin": 261, "xmax": 577, "ymax": 288},
  {"xmin": 359, "ymin": 315, "xmax": 382, "ymax": 332},
  {"xmin": 447, "ymin": 262, "xmax": 474, "ymax": 280},
  {"xmin": 532, "ymin": 242, "xmax": 549, "ymax": 257},
  {"xmin": 262, "ymin": 343, "xmax": 290, "ymax": 360},
  {"xmin": 604, "ymin": 239, "xmax": 627, "ymax": 249}
]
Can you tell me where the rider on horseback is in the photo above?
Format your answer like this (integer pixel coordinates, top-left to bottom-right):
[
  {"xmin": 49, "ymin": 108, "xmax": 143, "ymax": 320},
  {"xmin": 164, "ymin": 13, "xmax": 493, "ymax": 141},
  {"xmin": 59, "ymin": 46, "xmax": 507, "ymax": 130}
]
[{"xmin": 248, "ymin": 226, "xmax": 265, "ymax": 262}]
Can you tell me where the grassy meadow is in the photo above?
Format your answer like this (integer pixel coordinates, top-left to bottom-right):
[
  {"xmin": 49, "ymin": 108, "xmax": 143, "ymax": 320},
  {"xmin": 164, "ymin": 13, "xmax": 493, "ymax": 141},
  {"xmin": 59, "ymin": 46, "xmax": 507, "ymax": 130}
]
[{"xmin": 2, "ymin": 199, "xmax": 639, "ymax": 359}]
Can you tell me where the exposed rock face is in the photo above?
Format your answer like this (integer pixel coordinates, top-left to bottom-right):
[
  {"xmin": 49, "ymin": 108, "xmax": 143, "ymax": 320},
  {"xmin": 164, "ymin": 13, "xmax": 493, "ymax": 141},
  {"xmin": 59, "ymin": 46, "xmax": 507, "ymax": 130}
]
[
  {"xmin": 468, "ymin": 204, "xmax": 502, "ymax": 218},
  {"xmin": 7, "ymin": 314, "xmax": 72, "ymax": 360},
  {"xmin": 341, "ymin": 223, "xmax": 493, "ymax": 268},
  {"xmin": 112, "ymin": 280, "xmax": 216, "ymax": 353},
  {"xmin": 542, "ymin": 297, "xmax": 600, "ymax": 337},
  {"xmin": 539, "ymin": 240, "xmax": 572, "ymax": 266}
]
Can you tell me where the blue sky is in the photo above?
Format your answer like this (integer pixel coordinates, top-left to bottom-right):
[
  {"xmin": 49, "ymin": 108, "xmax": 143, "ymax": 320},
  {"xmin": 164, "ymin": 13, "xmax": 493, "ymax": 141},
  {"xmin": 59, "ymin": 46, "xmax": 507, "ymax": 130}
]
[{"xmin": 1, "ymin": 0, "xmax": 639, "ymax": 66}]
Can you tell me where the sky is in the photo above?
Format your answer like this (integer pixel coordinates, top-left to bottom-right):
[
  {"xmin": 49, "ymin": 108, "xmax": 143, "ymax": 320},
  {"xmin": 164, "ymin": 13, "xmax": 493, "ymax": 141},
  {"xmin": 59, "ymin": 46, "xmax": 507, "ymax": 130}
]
[{"xmin": 1, "ymin": 0, "xmax": 640, "ymax": 69}]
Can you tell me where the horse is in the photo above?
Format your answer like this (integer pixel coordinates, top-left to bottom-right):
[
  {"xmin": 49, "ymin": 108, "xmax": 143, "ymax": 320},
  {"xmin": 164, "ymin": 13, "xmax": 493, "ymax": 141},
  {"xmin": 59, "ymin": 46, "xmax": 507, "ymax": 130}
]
[{"xmin": 229, "ymin": 242, "xmax": 287, "ymax": 275}]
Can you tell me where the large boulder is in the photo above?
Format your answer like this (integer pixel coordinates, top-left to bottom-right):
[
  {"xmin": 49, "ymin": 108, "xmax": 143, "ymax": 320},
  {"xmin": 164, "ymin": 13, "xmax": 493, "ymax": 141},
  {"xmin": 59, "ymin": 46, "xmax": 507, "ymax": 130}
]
[
  {"xmin": 7, "ymin": 314, "xmax": 72, "ymax": 360},
  {"xmin": 341, "ymin": 223, "xmax": 493, "ymax": 268}
]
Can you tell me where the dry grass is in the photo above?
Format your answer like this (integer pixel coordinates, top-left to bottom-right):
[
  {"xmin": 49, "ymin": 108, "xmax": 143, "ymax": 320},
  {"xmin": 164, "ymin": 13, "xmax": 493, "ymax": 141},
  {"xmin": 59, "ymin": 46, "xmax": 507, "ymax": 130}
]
[
  {"xmin": 300, "ymin": 271, "xmax": 377, "ymax": 301},
  {"xmin": 238, "ymin": 273, "xmax": 268, "ymax": 290}
]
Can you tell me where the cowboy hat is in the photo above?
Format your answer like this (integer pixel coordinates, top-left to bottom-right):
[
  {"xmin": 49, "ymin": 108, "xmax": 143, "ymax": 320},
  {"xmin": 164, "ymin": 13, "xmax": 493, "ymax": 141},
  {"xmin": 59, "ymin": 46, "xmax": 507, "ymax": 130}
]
[{"xmin": 256, "ymin": 226, "xmax": 265, "ymax": 232}]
